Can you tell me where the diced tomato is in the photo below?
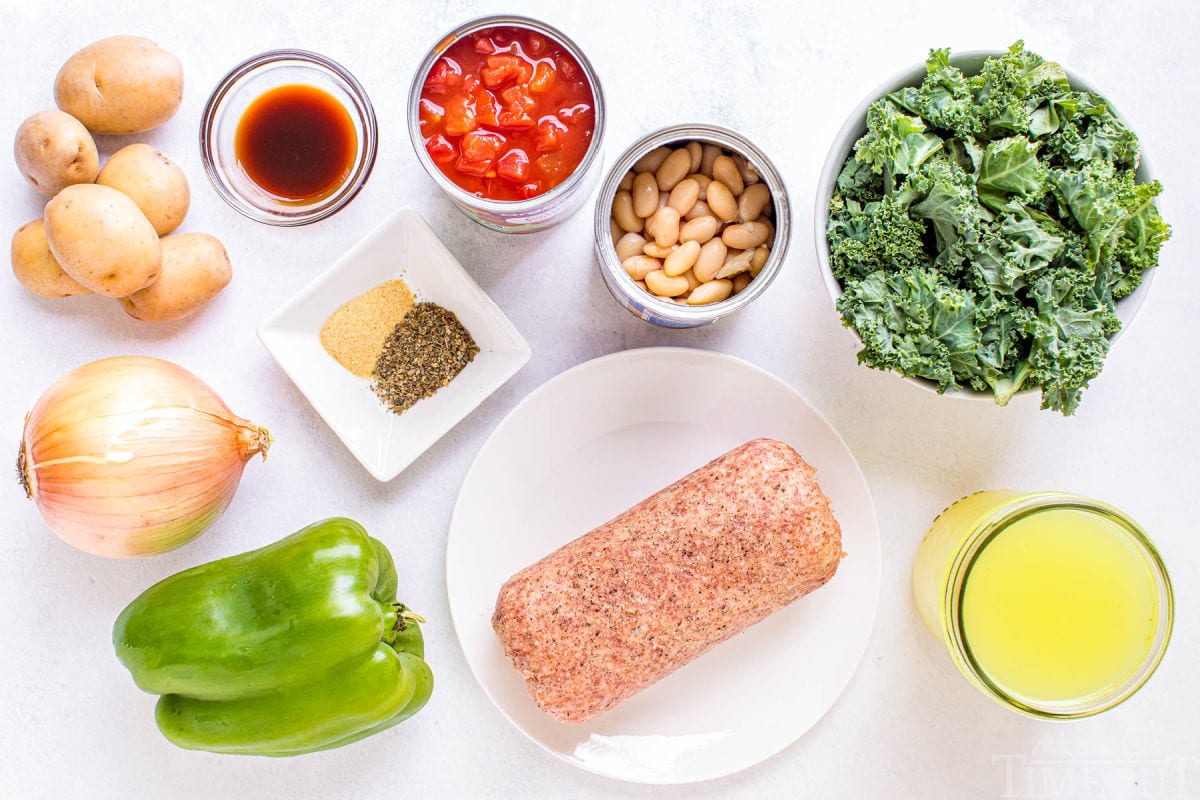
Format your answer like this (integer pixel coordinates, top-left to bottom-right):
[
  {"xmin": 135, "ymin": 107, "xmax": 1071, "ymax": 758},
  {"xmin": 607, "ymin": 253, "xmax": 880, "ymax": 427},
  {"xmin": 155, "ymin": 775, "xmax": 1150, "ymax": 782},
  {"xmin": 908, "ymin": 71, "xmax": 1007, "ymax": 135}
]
[
  {"xmin": 497, "ymin": 110, "xmax": 534, "ymax": 128},
  {"xmin": 557, "ymin": 103, "xmax": 592, "ymax": 123},
  {"xmin": 535, "ymin": 151, "xmax": 570, "ymax": 183},
  {"xmin": 473, "ymin": 88, "xmax": 499, "ymax": 127},
  {"xmin": 423, "ymin": 58, "xmax": 462, "ymax": 96},
  {"xmin": 529, "ymin": 61, "xmax": 556, "ymax": 93},
  {"xmin": 425, "ymin": 135, "xmax": 456, "ymax": 164},
  {"xmin": 461, "ymin": 130, "xmax": 504, "ymax": 160},
  {"xmin": 496, "ymin": 149, "xmax": 531, "ymax": 183},
  {"xmin": 498, "ymin": 85, "xmax": 537, "ymax": 127},
  {"xmin": 534, "ymin": 115, "xmax": 566, "ymax": 153},
  {"xmin": 443, "ymin": 94, "xmax": 477, "ymax": 136},
  {"xmin": 481, "ymin": 55, "xmax": 534, "ymax": 88},
  {"xmin": 418, "ymin": 25, "xmax": 595, "ymax": 201},
  {"xmin": 419, "ymin": 98, "xmax": 444, "ymax": 126}
]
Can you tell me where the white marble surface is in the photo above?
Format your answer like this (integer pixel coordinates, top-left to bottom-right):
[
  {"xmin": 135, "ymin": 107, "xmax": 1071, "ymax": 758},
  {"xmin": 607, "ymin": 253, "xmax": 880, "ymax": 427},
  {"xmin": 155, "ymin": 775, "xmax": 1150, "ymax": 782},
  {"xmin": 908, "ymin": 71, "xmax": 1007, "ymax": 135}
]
[{"xmin": 2, "ymin": 1, "xmax": 1198, "ymax": 797}]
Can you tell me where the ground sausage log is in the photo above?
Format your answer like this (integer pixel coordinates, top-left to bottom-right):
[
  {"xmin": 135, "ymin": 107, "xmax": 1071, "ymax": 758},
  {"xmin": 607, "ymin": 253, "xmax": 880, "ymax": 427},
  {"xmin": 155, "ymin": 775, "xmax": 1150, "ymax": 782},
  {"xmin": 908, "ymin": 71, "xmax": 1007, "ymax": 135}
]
[{"xmin": 492, "ymin": 437, "xmax": 845, "ymax": 723}]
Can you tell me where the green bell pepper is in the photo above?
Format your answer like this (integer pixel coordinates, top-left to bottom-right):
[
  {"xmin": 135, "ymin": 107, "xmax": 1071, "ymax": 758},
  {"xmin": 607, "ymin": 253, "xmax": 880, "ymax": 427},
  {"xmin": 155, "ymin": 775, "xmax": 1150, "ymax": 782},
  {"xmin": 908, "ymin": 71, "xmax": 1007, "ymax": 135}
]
[{"xmin": 113, "ymin": 517, "xmax": 433, "ymax": 756}]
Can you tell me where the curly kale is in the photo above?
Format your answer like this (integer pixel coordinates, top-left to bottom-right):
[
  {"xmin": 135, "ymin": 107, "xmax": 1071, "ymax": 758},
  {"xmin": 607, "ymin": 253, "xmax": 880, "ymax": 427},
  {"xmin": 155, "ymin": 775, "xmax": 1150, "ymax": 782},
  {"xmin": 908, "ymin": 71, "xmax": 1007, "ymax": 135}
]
[{"xmin": 828, "ymin": 41, "xmax": 1170, "ymax": 415}]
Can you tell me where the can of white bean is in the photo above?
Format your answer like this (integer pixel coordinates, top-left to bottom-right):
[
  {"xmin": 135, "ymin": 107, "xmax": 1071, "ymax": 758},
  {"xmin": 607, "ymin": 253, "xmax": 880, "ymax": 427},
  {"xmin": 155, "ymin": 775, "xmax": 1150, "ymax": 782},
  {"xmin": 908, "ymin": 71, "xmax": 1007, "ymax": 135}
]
[
  {"xmin": 407, "ymin": 15, "xmax": 607, "ymax": 233},
  {"xmin": 594, "ymin": 124, "xmax": 791, "ymax": 327}
]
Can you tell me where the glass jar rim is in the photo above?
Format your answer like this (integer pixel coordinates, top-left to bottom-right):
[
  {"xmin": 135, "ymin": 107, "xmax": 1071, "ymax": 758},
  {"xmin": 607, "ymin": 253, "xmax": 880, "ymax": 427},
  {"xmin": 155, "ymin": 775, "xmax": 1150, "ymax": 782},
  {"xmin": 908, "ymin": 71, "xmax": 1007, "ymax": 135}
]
[{"xmin": 943, "ymin": 492, "xmax": 1174, "ymax": 720}]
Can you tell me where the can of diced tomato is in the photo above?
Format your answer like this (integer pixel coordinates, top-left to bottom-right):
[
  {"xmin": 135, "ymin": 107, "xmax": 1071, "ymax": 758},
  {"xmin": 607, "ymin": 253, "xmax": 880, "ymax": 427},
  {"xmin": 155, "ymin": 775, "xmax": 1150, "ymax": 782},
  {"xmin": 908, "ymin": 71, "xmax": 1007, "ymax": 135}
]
[{"xmin": 407, "ymin": 15, "xmax": 606, "ymax": 233}]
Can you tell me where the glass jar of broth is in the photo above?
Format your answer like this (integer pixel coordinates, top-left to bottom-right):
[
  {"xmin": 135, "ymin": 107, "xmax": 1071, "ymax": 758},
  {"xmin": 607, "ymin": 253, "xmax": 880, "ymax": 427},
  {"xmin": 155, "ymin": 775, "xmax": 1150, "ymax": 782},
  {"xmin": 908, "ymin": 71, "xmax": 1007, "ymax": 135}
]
[{"xmin": 912, "ymin": 490, "xmax": 1173, "ymax": 719}]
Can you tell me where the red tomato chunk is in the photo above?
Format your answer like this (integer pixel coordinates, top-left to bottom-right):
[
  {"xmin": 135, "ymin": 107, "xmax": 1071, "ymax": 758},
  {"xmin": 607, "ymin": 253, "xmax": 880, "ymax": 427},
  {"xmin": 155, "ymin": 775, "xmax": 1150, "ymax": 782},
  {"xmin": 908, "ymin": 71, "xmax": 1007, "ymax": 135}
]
[{"xmin": 418, "ymin": 25, "xmax": 595, "ymax": 201}]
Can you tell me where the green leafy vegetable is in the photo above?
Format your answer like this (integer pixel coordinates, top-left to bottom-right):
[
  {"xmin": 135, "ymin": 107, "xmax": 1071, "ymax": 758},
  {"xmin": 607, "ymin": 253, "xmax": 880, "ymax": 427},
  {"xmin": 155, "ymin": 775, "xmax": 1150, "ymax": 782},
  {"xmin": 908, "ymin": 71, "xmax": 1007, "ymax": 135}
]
[{"xmin": 827, "ymin": 41, "xmax": 1170, "ymax": 414}]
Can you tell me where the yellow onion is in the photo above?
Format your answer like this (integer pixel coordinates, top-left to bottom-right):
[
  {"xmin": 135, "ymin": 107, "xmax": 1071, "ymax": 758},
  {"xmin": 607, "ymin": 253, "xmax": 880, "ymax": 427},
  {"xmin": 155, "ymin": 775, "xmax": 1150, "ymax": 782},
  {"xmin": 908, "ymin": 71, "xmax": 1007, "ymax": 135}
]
[{"xmin": 18, "ymin": 356, "xmax": 271, "ymax": 558}]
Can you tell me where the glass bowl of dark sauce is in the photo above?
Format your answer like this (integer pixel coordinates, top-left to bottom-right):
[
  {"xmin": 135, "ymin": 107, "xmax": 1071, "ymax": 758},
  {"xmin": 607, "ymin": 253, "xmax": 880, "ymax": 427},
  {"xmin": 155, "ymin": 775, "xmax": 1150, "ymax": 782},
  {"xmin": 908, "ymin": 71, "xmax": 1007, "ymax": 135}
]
[{"xmin": 201, "ymin": 50, "xmax": 378, "ymax": 226}]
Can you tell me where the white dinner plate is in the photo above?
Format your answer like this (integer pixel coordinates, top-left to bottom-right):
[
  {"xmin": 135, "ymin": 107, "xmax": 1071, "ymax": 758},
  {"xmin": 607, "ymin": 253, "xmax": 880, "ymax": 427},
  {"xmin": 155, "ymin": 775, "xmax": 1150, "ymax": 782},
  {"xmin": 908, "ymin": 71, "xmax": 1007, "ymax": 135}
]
[{"xmin": 447, "ymin": 347, "xmax": 881, "ymax": 784}]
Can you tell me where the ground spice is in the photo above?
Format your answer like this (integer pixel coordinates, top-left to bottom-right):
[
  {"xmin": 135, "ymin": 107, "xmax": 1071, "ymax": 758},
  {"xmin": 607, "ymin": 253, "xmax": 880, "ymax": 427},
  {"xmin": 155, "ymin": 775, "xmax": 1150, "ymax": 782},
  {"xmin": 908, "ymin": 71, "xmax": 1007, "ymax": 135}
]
[
  {"xmin": 319, "ymin": 280, "xmax": 415, "ymax": 377},
  {"xmin": 372, "ymin": 302, "xmax": 480, "ymax": 414}
]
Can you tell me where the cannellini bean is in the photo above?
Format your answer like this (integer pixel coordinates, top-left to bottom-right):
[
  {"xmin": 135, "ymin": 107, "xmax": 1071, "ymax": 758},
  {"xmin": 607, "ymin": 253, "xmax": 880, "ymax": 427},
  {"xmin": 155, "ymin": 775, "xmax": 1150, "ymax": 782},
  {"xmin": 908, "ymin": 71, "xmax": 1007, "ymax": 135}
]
[
  {"xmin": 618, "ymin": 171, "xmax": 634, "ymax": 192},
  {"xmin": 663, "ymin": 239, "xmax": 701, "ymax": 277},
  {"xmin": 682, "ymin": 268, "xmax": 702, "ymax": 292},
  {"xmin": 700, "ymin": 144, "xmax": 720, "ymax": 176},
  {"xmin": 645, "ymin": 269, "xmax": 690, "ymax": 297},
  {"xmin": 687, "ymin": 141, "xmax": 703, "ymax": 173},
  {"xmin": 712, "ymin": 155, "xmax": 744, "ymax": 195},
  {"xmin": 657, "ymin": 191, "xmax": 669, "ymax": 211},
  {"xmin": 762, "ymin": 218, "xmax": 776, "ymax": 247},
  {"xmin": 613, "ymin": 191, "xmax": 642, "ymax": 233},
  {"xmin": 646, "ymin": 206, "xmax": 681, "ymax": 248},
  {"xmin": 735, "ymin": 155, "xmax": 760, "ymax": 186},
  {"xmin": 737, "ymin": 183, "xmax": 771, "ymax": 223},
  {"xmin": 685, "ymin": 200, "xmax": 712, "ymax": 220},
  {"xmin": 655, "ymin": 148, "xmax": 692, "ymax": 191},
  {"xmin": 633, "ymin": 146, "xmax": 671, "ymax": 173},
  {"xmin": 687, "ymin": 279, "xmax": 733, "ymax": 305},
  {"xmin": 686, "ymin": 173, "xmax": 711, "ymax": 200},
  {"xmin": 642, "ymin": 241, "xmax": 676, "ymax": 259},
  {"xmin": 615, "ymin": 232, "xmax": 648, "ymax": 261},
  {"xmin": 632, "ymin": 172, "xmax": 659, "ymax": 218},
  {"xmin": 623, "ymin": 255, "xmax": 661, "ymax": 281},
  {"xmin": 732, "ymin": 273, "xmax": 752, "ymax": 294},
  {"xmin": 722, "ymin": 221, "xmax": 770, "ymax": 250},
  {"xmin": 667, "ymin": 178, "xmax": 700, "ymax": 216},
  {"xmin": 716, "ymin": 248, "xmax": 754, "ymax": 279},
  {"xmin": 679, "ymin": 215, "xmax": 720, "ymax": 244},
  {"xmin": 749, "ymin": 245, "xmax": 770, "ymax": 277},
  {"xmin": 693, "ymin": 238, "xmax": 728, "ymax": 282},
  {"xmin": 706, "ymin": 180, "xmax": 738, "ymax": 222},
  {"xmin": 635, "ymin": 279, "xmax": 648, "ymax": 292}
]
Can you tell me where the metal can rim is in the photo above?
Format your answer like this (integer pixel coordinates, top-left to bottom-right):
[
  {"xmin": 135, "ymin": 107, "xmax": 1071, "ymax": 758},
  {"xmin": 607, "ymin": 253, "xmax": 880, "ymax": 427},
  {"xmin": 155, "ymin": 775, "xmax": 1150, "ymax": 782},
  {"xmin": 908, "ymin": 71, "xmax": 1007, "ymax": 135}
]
[
  {"xmin": 593, "ymin": 123, "xmax": 792, "ymax": 327},
  {"xmin": 406, "ymin": 15, "xmax": 608, "ymax": 218}
]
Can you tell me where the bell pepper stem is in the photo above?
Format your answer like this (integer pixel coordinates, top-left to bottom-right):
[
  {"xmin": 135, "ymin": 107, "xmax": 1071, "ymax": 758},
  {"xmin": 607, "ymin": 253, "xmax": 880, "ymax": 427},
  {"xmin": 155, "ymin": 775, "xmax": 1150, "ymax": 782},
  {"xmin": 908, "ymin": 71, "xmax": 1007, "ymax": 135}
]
[{"xmin": 393, "ymin": 603, "xmax": 426, "ymax": 632}]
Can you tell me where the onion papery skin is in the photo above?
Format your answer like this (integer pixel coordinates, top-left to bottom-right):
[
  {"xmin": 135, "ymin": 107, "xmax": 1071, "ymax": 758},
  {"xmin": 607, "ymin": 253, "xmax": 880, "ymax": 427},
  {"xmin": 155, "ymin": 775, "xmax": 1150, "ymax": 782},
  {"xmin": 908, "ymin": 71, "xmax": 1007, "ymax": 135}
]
[{"xmin": 19, "ymin": 356, "xmax": 271, "ymax": 558}]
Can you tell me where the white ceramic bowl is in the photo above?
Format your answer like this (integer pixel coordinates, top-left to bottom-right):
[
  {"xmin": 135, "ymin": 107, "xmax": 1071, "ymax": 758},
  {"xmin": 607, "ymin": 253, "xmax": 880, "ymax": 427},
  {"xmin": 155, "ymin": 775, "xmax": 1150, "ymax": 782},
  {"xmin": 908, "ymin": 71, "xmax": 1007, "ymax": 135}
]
[
  {"xmin": 258, "ymin": 208, "xmax": 531, "ymax": 480},
  {"xmin": 814, "ymin": 51, "xmax": 1158, "ymax": 401}
]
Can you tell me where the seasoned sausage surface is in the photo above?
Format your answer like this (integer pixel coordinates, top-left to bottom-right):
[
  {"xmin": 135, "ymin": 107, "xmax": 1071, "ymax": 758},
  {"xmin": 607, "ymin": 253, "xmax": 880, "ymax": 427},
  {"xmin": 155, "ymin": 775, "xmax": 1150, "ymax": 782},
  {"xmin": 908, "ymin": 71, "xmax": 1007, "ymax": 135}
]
[{"xmin": 492, "ymin": 438, "xmax": 844, "ymax": 722}]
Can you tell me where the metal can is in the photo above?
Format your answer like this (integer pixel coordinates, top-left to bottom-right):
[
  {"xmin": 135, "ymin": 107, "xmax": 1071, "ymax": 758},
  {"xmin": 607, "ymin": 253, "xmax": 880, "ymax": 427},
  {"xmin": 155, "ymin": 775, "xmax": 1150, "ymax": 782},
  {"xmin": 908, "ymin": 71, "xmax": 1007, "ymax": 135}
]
[
  {"xmin": 407, "ymin": 15, "xmax": 606, "ymax": 234},
  {"xmin": 593, "ymin": 124, "xmax": 791, "ymax": 328}
]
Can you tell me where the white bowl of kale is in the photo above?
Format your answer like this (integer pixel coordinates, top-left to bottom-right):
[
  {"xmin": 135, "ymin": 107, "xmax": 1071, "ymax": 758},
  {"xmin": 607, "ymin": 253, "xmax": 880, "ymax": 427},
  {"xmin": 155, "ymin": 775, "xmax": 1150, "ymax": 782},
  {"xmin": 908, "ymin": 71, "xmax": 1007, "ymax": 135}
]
[{"xmin": 815, "ymin": 43, "xmax": 1170, "ymax": 415}]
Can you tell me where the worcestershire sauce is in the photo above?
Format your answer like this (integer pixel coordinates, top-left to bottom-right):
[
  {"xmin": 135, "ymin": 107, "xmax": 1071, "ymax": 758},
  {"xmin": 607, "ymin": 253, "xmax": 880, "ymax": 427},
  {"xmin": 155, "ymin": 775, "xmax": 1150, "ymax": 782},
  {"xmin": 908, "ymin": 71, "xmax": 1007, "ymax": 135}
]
[{"xmin": 235, "ymin": 84, "xmax": 356, "ymax": 201}]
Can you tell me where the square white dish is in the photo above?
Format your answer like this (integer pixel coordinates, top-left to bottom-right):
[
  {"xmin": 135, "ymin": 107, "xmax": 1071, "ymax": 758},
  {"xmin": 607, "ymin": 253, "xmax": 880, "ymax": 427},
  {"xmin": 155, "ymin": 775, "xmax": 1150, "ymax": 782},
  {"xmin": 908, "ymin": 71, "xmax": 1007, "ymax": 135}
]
[{"xmin": 258, "ymin": 207, "xmax": 531, "ymax": 481}]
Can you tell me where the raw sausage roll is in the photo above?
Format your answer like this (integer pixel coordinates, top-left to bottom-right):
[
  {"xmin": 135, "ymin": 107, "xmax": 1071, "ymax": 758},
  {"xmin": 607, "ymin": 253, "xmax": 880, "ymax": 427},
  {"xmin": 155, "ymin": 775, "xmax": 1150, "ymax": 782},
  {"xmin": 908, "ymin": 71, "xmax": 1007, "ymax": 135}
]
[{"xmin": 492, "ymin": 437, "xmax": 844, "ymax": 722}]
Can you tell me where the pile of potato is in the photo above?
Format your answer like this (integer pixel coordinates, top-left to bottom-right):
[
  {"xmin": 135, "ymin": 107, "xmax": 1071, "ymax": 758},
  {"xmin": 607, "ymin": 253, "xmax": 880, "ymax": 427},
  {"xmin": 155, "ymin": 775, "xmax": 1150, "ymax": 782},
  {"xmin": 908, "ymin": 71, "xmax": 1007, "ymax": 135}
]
[{"xmin": 11, "ymin": 36, "xmax": 231, "ymax": 322}]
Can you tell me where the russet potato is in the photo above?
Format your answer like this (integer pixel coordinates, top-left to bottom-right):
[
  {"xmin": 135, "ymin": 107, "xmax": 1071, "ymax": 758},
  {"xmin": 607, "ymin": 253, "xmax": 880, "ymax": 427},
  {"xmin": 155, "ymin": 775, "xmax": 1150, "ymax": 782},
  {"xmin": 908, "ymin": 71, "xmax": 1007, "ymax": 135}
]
[
  {"xmin": 13, "ymin": 110, "xmax": 99, "ymax": 196},
  {"xmin": 11, "ymin": 219, "xmax": 91, "ymax": 298},
  {"xmin": 119, "ymin": 233, "xmax": 231, "ymax": 322},
  {"xmin": 44, "ymin": 184, "xmax": 161, "ymax": 298},
  {"xmin": 54, "ymin": 36, "xmax": 183, "ymax": 135},
  {"xmin": 97, "ymin": 144, "xmax": 190, "ymax": 236}
]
